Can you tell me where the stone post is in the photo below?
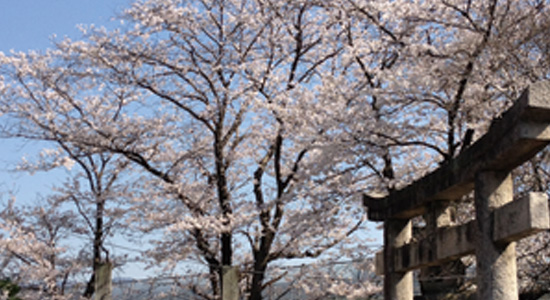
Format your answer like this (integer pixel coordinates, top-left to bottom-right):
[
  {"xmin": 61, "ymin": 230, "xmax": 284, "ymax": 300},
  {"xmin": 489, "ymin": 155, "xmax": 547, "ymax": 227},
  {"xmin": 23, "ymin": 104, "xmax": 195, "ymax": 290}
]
[
  {"xmin": 222, "ymin": 266, "xmax": 240, "ymax": 300},
  {"xmin": 475, "ymin": 171, "xmax": 517, "ymax": 300},
  {"xmin": 419, "ymin": 201, "xmax": 466, "ymax": 299},
  {"xmin": 384, "ymin": 219, "xmax": 413, "ymax": 300},
  {"xmin": 95, "ymin": 263, "xmax": 113, "ymax": 300}
]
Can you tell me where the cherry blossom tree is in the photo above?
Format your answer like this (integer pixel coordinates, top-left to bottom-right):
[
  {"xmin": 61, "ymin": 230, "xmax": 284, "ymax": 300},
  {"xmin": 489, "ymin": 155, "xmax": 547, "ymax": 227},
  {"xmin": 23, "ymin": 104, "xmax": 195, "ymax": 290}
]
[
  {"xmin": 46, "ymin": 151, "xmax": 132, "ymax": 299},
  {"xmin": 0, "ymin": 195, "xmax": 82, "ymax": 299},
  {"xmin": 1, "ymin": 0, "xmax": 550, "ymax": 299},
  {"xmin": 0, "ymin": 148, "xmax": 134, "ymax": 299},
  {"xmin": 0, "ymin": 1, "xmax": 381, "ymax": 298}
]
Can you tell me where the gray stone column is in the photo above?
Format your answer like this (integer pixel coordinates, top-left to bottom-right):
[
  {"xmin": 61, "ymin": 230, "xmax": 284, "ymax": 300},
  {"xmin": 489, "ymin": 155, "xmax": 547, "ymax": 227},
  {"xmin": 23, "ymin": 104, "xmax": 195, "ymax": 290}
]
[
  {"xmin": 222, "ymin": 266, "xmax": 240, "ymax": 300},
  {"xmin": 420, "ymin": 201, "xmax": 466, "ymax": 300},
  {"xmin": 95, "ymin": 263, "xmax": 113, "ymax": 300},
  {"xmin": 475, "ymin": 171, "xmax": 518, "ymax": 300},
  {"xmin": 384, "ymin": 219, "xmax": 413, "ymax": 300}
]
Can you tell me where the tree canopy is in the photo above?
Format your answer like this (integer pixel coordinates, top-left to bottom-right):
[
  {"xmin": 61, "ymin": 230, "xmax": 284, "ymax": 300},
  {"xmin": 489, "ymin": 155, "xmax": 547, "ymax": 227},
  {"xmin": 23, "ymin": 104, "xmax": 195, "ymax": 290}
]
[{"xmin": 0, "ymin": 0, "xmax": 550, "ymax": 299}]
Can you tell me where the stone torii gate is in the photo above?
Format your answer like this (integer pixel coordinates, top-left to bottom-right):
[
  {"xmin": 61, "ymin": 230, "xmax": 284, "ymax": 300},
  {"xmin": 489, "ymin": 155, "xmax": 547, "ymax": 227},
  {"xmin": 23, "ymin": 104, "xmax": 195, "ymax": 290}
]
[{"xmin": 364, "ymin": 81, "xmax": 550, "ymax": 300}]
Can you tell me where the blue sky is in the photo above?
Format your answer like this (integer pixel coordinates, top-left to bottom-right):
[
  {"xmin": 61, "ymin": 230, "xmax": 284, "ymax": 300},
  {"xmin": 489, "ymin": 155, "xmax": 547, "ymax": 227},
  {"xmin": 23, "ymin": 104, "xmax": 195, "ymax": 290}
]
[{"xmin": 0, "ymin": 0, "xmax": 130, "ymax": 53}]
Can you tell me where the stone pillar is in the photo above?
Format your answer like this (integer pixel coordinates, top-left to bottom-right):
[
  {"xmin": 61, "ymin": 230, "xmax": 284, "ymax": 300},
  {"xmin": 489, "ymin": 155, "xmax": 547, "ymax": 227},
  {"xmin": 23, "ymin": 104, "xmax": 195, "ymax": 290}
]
[
  {"xmin": 475, "ymin": 171, "xmax": 518, "ymax": 300},
  {"xmin": 384, "ymin": 219, "xmax": 413, "ymax": 300},
  {"xmin": 420, "ymin": 201, "xmax": 466, "ymax": 300},
  {"xmin": 95, "ymin": 263, "xmax": 113, "ymax": 300},
  {"xmin": 222, "ymin": 266, "xmax": 240, "ymax": 300}
]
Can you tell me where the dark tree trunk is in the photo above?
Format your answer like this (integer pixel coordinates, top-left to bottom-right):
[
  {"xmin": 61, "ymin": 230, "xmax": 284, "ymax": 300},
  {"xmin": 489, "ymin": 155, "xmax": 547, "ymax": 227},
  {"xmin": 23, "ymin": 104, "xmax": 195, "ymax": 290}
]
[{"xmin": 82, "ymin": 198, "xmax": 105, "ymax": 299}]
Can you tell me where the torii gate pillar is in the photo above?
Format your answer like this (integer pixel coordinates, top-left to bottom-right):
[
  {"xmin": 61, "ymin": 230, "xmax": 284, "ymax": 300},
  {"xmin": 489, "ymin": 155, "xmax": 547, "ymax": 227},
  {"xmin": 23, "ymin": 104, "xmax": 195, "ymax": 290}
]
[{"xmin": 475, "ymin": 171, "xmax": 517, "ymax": 300}]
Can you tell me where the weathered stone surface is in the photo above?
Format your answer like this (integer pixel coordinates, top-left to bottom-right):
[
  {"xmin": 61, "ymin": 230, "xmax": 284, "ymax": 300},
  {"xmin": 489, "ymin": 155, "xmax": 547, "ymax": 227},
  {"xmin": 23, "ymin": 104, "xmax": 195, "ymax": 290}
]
[
  {"xmin": 475, "ymin": 171, "xmax": 517, "ymax": 300},
  {"xmin": 375, "ymin": 193, "xmax": 549, "ymax": 274},
  {"xmin": 364, "ymin": 81, "xmax": 550, "ymax": 221},
  {"xmin": 95, "ymin": 263, "xmax": 113, "ymax": 300},
  {"xmin": 391, "ymin": 221, "xmax": 476, "ymax": 273},
  {"xmin": 384, "ymin": 219, "xmax": 413, "ymax": 300},
  {"xmin": 222, "ymin": 266, "xmax": 240, "ymax": 300},
  {"xmin": 494, "ymin": 192, "xmax": 550, "ymax": 243}
]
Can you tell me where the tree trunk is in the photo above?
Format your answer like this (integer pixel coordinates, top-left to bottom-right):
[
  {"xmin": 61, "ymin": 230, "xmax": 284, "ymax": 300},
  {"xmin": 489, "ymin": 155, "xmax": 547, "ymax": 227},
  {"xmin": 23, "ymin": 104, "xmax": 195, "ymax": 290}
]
[
  {"xmin": 214, "ymin": 136, "xmax": 234, "ymax": 296},
  {"xmin": 249, "ymin": 250, "xmax": 268, "ymax": 300},
  {"xmin": 83, "ymin": 198, "xmax": 105, "ymax": 298}
]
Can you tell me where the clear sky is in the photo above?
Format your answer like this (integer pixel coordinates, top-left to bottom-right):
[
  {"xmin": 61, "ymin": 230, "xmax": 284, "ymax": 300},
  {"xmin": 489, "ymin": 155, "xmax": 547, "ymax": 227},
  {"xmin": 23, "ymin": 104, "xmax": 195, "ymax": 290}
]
[{"xmin": 0, "ymin": 0, "xmax": 130, "ymax": 53}]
